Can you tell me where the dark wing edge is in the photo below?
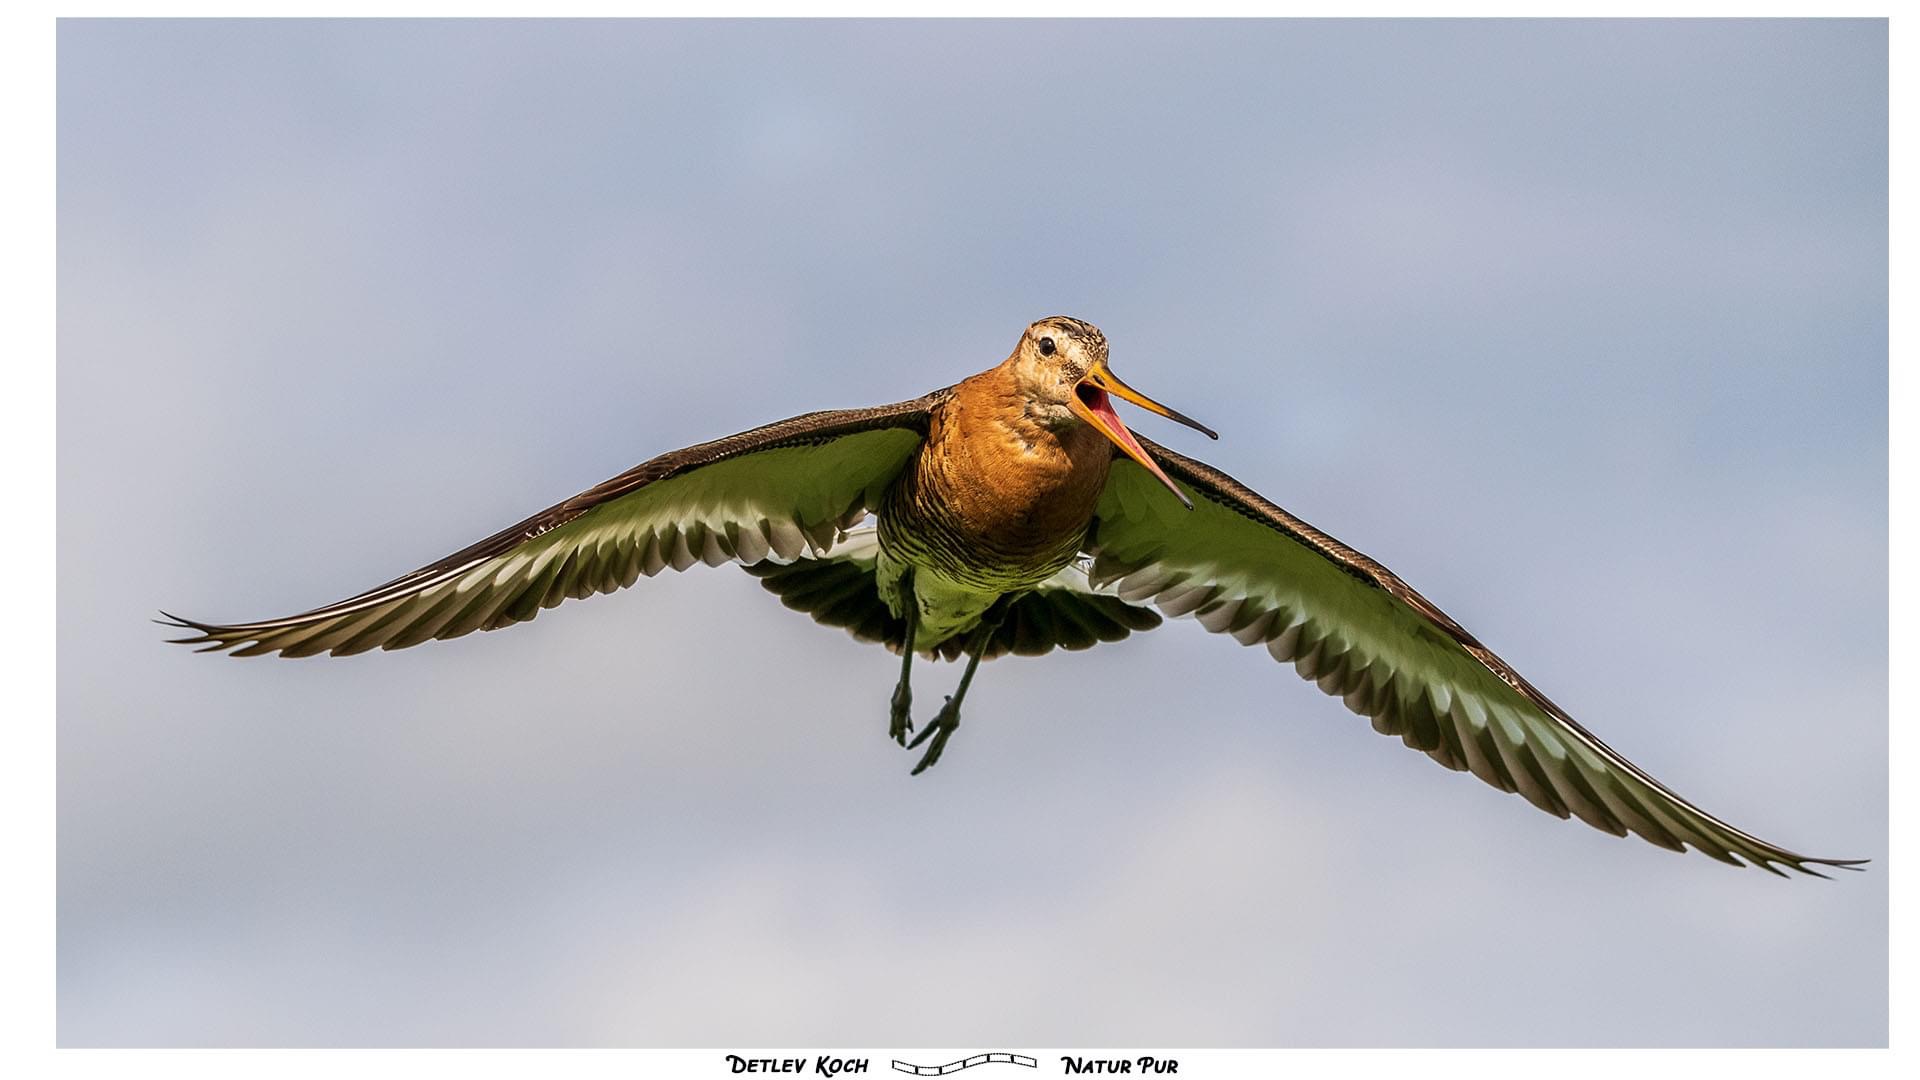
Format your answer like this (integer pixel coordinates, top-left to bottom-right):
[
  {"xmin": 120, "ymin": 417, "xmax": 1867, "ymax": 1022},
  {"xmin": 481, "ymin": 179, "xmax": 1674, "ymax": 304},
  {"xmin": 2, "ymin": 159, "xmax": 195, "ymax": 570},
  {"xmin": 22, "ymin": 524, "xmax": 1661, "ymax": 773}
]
[
  {"xmin": 161, "ymin": 389, "xmax": 954, "ymax": 658},
  {"xmin": 1100, "ymin": 434, "xmax": 1865, "ymax": 878}
]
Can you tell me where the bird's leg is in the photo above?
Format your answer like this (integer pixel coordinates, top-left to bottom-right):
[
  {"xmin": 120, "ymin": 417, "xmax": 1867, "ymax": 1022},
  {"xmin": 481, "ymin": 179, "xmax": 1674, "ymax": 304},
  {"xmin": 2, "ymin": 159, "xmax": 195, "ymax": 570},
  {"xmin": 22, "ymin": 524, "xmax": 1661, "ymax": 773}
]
[
  {"xmin": 907, "ymin": 594, "xmax": 1015, "ymax": 776},
  {"xmin": 888, "ymin": 569, "xmax": 917, "ymax": 745}
]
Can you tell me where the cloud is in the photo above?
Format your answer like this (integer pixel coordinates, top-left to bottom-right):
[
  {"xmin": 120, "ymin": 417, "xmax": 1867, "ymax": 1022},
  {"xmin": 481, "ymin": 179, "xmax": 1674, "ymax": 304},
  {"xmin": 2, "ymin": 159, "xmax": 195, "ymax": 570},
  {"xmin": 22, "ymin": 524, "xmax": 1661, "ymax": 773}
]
[{"xmin": 59, "ymin": 19, "xmax": 1886, "ymax": 1047}]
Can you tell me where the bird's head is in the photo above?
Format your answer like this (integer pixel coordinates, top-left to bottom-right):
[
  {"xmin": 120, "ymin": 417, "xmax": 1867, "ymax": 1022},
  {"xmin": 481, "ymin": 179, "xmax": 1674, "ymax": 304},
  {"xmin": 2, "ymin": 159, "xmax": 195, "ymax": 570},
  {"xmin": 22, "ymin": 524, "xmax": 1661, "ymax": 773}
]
[{"xmin": 1008, "ymin": 315, "xmax": 1218, "ymax": 509}]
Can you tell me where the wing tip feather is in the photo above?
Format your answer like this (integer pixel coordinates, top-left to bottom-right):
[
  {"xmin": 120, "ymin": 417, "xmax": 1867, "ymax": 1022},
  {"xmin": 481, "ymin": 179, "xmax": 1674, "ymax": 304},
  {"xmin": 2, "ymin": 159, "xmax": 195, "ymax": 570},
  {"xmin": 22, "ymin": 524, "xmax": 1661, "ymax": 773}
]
[{"xmin": 1769, "ymin": 854, "xmax": 1870, "ymax": 880}]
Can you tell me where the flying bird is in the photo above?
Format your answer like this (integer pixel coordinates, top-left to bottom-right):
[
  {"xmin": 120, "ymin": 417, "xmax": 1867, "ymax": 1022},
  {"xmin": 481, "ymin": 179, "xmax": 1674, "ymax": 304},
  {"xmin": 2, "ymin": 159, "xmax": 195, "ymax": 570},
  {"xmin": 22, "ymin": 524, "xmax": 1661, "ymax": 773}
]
[{"xmin": 165, "ymin": 316, "xmax": 1859, "ymax": 876}]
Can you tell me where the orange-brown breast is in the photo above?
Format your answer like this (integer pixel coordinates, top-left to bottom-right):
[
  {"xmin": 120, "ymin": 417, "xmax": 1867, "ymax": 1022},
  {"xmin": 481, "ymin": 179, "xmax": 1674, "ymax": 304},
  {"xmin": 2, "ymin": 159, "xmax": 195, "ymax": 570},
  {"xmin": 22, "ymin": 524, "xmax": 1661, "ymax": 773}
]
[{"xmin": 878, "ymin": 367, "xmax": 1114, "ymax": 591}]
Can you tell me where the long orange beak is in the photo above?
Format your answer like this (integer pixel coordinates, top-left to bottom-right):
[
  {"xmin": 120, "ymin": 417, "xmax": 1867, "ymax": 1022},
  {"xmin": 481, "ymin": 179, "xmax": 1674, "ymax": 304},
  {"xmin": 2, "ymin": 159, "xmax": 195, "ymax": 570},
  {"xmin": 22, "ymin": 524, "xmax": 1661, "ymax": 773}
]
[{"xmin": 1069, "ymin": 362, "xmax": 1218, "ymax": 511}]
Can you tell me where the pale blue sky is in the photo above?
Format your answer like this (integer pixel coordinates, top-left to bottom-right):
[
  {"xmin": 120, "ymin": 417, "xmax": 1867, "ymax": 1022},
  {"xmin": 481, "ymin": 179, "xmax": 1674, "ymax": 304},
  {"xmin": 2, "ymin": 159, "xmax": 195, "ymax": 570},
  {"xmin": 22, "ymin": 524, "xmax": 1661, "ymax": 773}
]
[{"xmin": 59, "ymin": 19, "xmax": 1886, "ymax": 1046}]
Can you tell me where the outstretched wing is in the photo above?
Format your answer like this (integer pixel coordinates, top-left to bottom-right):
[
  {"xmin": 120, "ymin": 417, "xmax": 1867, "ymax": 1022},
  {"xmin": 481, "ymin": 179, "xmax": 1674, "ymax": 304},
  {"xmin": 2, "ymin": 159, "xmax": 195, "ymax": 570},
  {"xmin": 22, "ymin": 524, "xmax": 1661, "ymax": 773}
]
[
  {"xmin": 1089, "ymin": 435, "xmax": 1861, "ymax": 876},
  {"xmin": 165, "ymin": 391, "xmax": 952, "ymax": 657},
  {"xmin": 745, "ymin": 527, "xmax": 1163, "ymax": 661}
]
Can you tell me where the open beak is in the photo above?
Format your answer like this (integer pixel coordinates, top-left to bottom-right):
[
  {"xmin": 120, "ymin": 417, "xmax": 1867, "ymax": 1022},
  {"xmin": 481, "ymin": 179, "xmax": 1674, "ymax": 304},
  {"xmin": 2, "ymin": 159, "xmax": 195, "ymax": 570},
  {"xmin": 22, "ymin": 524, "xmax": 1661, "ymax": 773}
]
[{"xmin": 1069, "ymin": 361, "xmax": 1218, "ymax": 511}]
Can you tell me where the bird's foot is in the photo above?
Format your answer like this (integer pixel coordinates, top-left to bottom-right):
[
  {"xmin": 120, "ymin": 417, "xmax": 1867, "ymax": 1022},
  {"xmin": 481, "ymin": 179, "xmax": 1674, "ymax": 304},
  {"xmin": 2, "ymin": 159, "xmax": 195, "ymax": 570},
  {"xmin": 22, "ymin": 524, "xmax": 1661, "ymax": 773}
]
[
  {"xmin": 906, "ymin": 696, "xmax": 961, "ymax": 775},
  {"xmin": 889, "ymin": 683, "xmax": 914, "ymax": 745}
]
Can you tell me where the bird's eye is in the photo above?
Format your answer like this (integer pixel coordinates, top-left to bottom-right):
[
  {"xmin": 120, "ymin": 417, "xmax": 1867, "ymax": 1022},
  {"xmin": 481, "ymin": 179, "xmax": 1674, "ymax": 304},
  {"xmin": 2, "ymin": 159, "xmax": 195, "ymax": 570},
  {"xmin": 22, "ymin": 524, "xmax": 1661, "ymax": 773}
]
[{"xmin": 1038, "ymin": 337, "xmax": 1056, "ymax": 356}]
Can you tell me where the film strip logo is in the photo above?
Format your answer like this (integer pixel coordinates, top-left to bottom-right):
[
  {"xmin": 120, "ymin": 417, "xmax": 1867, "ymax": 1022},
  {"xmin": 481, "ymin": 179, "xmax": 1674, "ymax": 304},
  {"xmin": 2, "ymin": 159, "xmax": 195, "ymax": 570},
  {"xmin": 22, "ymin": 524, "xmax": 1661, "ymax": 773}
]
[{"xmin": 890, "ymin": 1052, "xmax": 1038, "ymax": 1076}]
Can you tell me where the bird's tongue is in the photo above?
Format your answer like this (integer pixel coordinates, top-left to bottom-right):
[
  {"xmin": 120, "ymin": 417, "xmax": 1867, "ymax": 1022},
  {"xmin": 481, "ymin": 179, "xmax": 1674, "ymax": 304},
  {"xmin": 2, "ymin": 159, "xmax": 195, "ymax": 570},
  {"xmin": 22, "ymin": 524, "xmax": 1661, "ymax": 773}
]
[
  {"xmin": 1084, "ymin": 387, "xmax": 1152, "ymax": 462},
  {"xmin": 1076, "ymin": 380, "xmax": 1195, "ymax": 509}
]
